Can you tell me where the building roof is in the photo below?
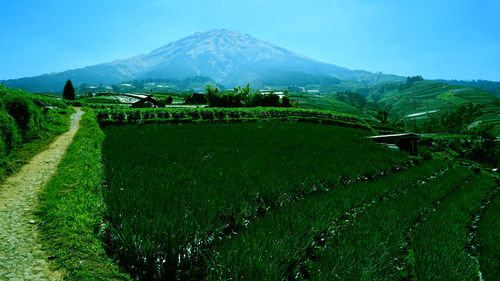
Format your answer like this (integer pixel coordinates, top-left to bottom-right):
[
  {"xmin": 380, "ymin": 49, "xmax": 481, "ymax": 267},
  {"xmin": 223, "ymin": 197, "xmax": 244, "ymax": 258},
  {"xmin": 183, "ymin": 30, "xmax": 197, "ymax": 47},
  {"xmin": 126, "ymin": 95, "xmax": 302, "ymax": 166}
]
[
  {"xmin": 367, "ymin": 133, "xmax": 418, "ymax": 139},
  {"xmin": 131, "ymin": 96, "xmax": 164, "ymax": 108}
]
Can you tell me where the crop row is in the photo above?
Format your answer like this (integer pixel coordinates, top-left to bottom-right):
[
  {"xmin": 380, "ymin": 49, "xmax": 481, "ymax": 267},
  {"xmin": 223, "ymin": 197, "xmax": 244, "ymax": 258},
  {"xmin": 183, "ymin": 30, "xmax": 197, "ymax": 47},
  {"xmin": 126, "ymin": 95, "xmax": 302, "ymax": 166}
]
[
  {"xmin": 101, "ymin": 122, "xmax": 407, "ymax": 279},
  {"xmin": 304, "ymin": 165, "xmax": 472, "ymax": 280},
  {"xmin": 205, "ymin": 160, "xmax": 451, "ymax": 280},
  {"xmin": 477, "ymin": 184, "xmax": 500, "ymax": 281},
  {"xmin": 95, "ymin": 107, "xmax": 372, "ymax": 130},
  {"xmin": 400, "ymin": 173, "xmax": 496, "ymax": 280}
]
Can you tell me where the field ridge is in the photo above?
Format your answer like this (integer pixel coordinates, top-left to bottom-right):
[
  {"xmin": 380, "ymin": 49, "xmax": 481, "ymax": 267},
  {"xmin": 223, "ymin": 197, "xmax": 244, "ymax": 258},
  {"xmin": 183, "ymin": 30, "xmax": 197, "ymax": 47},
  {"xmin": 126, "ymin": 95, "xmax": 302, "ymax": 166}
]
[
  {"xmin": 206, "ymin": 160, "xmax": 449, "ymax": 280},
  {"xmin": 292, "ymin": 166, "xmax": 453, "ymax": 280},
  {"xmin": 471, "ymin": 181, "xmax": 500, "ymax": 281},
  {"xmin": 306, "ymin": 166, "xmax": 472, "ymax": 280},
  {"xmin": 396, "ymin": 175, "xmax": 477, "ymax": 280}
]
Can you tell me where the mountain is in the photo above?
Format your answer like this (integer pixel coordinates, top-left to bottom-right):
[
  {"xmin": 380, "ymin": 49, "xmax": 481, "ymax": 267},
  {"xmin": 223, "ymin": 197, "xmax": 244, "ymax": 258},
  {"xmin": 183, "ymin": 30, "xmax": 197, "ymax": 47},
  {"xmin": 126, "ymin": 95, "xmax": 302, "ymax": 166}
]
[{"xmin": 1, "ymin": 29, "xmax": 404, "ymax": 92}]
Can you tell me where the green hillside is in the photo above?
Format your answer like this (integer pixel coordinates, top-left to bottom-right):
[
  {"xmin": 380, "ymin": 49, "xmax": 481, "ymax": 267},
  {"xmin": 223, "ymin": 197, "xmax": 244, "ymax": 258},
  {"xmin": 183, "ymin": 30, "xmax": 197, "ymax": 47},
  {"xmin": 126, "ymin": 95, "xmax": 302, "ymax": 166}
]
[
  {"xmin": 376, "ymin": 81, "xmax": 496, "ymax": 117},
  {"xmin": 284, "ymin": 80, "xmax": 499, "ymax": 137},
  {"xmin": 289, "ymin": 92, "xmax": 375, "ymax": 120},
  {"xmin": 372, "ymin": 81, "xmax": 500, "ymax": 134}
]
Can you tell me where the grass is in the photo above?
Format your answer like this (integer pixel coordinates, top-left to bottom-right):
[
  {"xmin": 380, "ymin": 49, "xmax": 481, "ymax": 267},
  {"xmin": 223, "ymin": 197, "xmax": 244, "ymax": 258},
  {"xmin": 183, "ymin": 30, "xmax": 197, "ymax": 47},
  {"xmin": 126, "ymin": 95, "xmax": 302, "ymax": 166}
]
[
  {"xmin": 36, "ymin": 108, "xmax": 130, "ymax": 281},
  {"xmin": 206, "ymin": 160, "xmax": 449, "ymax": 280},
  {"xmin": 477, "ymin": 187, "xmax": 500, "ymax": 281},
  {"xmin": 308, "ymin": 165, "xmax": 473, "ymax": 280},
  {"xmin": 408, "ymin": 174, "xmax": 496, "ymax": 280},
  {"xmin": 0, "ymin": 107, "xmax": 74, "ymax": 185},
  {"xmin": 101, "ymin": 122, "xmax": 408, "ymax": 279}
]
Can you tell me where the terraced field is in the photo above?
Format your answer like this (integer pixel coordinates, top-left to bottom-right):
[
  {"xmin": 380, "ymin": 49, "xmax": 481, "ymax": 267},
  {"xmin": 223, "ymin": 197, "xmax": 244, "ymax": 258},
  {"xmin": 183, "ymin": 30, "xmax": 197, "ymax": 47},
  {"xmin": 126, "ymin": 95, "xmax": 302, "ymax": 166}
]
[
  {"xmin": 377, "ymin": 81, "xmax": 500, "ymax": 135},
  {"xmin": 101, "ymin": 122, "xmax": 499, "ymax": 280},
  {"xmin": 287, "ymin": 92, "xmax": 373, "ymax": 119}
]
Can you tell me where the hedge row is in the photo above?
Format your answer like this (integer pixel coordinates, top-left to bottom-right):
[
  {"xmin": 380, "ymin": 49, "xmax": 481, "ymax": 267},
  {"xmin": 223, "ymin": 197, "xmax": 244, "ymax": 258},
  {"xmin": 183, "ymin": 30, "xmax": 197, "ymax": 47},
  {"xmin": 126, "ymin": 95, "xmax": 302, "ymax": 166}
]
[{"xmin": 95, "ymin": 107, "xmax": 374, "ymax": 130}]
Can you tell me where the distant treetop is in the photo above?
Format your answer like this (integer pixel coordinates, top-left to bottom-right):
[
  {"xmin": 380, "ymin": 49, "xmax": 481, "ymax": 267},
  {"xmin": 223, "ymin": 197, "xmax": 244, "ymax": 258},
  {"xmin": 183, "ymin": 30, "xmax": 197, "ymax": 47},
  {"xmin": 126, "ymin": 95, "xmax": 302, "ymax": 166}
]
[{"xmin": 63, "ymin": 79, "xmax": 75, "ymax": 100}]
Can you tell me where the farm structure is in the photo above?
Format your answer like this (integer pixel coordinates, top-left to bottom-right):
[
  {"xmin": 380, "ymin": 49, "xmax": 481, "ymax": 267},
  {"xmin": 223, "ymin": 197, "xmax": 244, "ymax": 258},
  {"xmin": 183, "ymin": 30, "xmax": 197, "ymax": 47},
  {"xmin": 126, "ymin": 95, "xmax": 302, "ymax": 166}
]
[
  {"xmin": 367, "ymin": 133, "xmax": 419, "ymax": 156},
  {"xmin": 131, "ymin": 96, "xmax": 165, "ymax": 108}
]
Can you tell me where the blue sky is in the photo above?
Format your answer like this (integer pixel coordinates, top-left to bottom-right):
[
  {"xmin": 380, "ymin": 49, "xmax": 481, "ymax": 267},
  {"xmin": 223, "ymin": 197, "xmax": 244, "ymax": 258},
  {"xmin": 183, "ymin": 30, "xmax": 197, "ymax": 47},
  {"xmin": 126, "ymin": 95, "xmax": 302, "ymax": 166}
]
[{"xmin": 1, "ymin": 0, "xmax": 499, "ymax": 81}]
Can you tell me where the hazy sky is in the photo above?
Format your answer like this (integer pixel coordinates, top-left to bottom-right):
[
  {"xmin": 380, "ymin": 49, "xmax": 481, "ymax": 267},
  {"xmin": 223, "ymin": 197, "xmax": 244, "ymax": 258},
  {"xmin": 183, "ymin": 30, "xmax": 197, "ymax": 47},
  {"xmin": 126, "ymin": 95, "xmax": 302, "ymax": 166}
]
[{"xmin": 1, "ymin": 0, "xmax": 499, "ymax": 81}]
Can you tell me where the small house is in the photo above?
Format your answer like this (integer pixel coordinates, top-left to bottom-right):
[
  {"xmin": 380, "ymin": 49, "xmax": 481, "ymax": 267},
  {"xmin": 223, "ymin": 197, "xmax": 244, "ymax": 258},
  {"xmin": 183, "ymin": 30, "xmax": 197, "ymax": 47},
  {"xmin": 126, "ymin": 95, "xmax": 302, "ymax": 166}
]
[
  {"xmin": 367, "ymin": 133, "xmax": 419, "ymax": 156},
  {"xmin": 131, "ymin": 96, "xmax": 165, "ymax": 108}
]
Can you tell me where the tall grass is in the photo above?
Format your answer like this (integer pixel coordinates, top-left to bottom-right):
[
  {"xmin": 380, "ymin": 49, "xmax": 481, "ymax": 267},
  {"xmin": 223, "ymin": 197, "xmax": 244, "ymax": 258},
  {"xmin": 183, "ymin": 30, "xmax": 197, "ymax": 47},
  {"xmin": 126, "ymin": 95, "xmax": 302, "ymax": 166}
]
[
  {"xmin": 409, "ymin": 174, "xmax": 496, "ymax": 280},
  {"xmin": 102, "ymin": 122, "xmax": 407, "ymax": 279},
  {"xmin": 309, "ymin": 166, "xmax": 473, "ymax": 280},
  {"xmin": 477, "ymin": 188, "xmax": 500, "ymax": 281},
  {"xmin": 206, "ymin": 160, "xmax": 449, "ymax": 280}
]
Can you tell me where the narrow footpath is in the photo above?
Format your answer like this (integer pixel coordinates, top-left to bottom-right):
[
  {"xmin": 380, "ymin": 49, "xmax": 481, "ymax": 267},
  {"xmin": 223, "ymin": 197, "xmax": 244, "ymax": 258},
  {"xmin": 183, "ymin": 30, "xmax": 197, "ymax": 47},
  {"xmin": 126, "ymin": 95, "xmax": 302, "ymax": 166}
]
[{"xmin": 0, "ymin": 108, "xmax": 83, "ymax": 281}]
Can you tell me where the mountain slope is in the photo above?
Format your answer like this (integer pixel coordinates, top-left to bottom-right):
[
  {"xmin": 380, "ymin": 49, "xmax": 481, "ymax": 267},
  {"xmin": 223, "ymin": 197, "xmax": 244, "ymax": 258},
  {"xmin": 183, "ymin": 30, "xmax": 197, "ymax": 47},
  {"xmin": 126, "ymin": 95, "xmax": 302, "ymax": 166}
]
[
  {"xmin": 1, "ymin": 29, "xmax": 403, "ymax": 92},
  {"xmin": 374, "ymin": 81, "xmax": 500, "ymax": 135},
  {"xmin": 375, "ymin": 81, "xmax": 498, "ymax": 118}
]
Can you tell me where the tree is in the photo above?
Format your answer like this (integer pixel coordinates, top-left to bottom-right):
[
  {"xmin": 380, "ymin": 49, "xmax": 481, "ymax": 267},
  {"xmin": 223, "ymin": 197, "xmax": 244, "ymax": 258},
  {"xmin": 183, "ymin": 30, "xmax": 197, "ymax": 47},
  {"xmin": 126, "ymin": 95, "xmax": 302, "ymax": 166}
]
[
  {"xmin": 205, "ymin": 85, "xmax": 220, "ymax": 107},
  {"xmin": 234, "ymin": 83, "xmax": 251, "ymax": 105},
  {"xmin": 63, "ymin": 79, "xmax": 75, "ymax": 100},
  {"xmin": 406, "ymin": 76, "xmax": 424, "ymax": 87},
  {"xmin": 377, "ymin": 109, "xmax": 388, "ymax": 123}
]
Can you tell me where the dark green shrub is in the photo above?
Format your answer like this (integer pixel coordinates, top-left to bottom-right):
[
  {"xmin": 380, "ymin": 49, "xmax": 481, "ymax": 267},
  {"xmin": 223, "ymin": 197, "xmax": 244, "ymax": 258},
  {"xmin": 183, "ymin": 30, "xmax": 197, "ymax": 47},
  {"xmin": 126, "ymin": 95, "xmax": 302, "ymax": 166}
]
[
  {"xmin": 3, "ymin": 94, "xmax": 42, "ymax": 140},
  {"xmin": 207, "ymin": 91, "xmax": 243, "ymax": 107},
  {"xmin": 187, "ymin": 110, "xmax": 201, "ymax": 120},
  {"xmin": 0, "ymin": 136, "xmax": 5, "ymax": 160},
  {"xmin": 32, "ymin": 95, "xmax": 67, "ymax": 108},
  {"xmin": 227, "ymin": 110, "xmax": 240, "ymax": 119},
  {"xmin": 113, "ymin": 111, "xmax": 126, "ymax": 122},
  {"xmin": 249, "ymin": 93, "xmax": 281, "ymax": 107},
  {"xmin": 214, "ymin": 110, "xmax": 226, "ymax": 120},
  {"xmin": 157, "ymin": 110, "xmax": 170, "ymax": 119},
  {"xmin": 419, "ymin": 146, "xmax": 433, "ymax": 160},
  {"xmin": 0, "ymin": 111, "xmax": 21, "ymax": 156},
  {"xmin": 256, "ymin": 111, "xmax": 270, "ymax": 118},
  {"xmin": 184, "ymin": 94, "xmax": 206, "ymax": 105},
  {"xmin": 65, "ymin": 100, "xmax": 85, "ymax": 107},
  {"xmin": 128, "ymin": 110, "xmax": 142, "ymax": 121},
  {"xmin": 143, "ymin": 110, "xmax": 155, "ymax": 120},
  {"xmin": 200, "ymin": 110, "xmax": 215, "ymax": 120},
  {"xmin": 240, "ymin": 110, "xmax": 251, "ymax": 118},
  {"xmin": 282, "ymin": 96, "xmax": 292, "ymax": 107},
  {"xmin": 96, "ymin": 111, "xmax": 109, "ymax": 122},
  {"xmin": 172, "ymin": 111, "xmax": 186, "ymax": 120}
]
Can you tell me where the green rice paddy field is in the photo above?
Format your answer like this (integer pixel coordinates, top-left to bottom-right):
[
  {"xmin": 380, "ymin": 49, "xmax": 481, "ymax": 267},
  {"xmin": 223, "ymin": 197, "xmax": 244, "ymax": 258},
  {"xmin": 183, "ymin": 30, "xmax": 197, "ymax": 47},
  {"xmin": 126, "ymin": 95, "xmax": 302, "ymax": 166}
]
[{"xmin": 101, "ymin": 122, "xmax": 499, "ymax": 280}]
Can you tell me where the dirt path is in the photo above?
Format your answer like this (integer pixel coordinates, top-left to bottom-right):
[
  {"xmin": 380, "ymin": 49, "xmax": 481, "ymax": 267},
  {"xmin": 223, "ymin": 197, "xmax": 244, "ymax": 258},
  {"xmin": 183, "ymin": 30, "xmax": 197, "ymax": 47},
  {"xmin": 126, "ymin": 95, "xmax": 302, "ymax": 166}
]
[{"xmin": 0, "ymin": 108, "xmax": 83, "ymax": 281}]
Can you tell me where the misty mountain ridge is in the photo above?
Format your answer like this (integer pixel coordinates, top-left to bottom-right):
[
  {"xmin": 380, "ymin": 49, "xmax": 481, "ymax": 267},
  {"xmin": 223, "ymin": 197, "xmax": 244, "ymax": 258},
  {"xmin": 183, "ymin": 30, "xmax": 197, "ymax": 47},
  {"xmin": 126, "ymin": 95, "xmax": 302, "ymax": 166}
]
[{"xmin": 2, "ymin": 29, "xmax": 404, "ymax": 92}]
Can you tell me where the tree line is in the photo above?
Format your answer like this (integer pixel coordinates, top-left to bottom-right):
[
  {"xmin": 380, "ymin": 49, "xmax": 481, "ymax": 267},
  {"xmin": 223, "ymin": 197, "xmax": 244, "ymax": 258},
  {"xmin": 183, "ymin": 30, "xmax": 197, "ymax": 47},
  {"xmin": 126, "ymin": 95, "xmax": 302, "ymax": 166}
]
[{"xmin": 185, "ymin": 84, "xmax": 293, "ymax": 108}]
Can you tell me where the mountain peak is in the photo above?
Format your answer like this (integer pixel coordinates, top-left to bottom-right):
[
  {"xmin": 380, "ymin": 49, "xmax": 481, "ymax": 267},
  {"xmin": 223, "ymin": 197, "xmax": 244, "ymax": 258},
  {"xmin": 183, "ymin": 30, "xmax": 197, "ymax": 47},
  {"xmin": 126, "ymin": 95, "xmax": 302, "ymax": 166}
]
[{"xmin": 1, "ymin": 30, "xmax": 404, "ymax": 92}]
